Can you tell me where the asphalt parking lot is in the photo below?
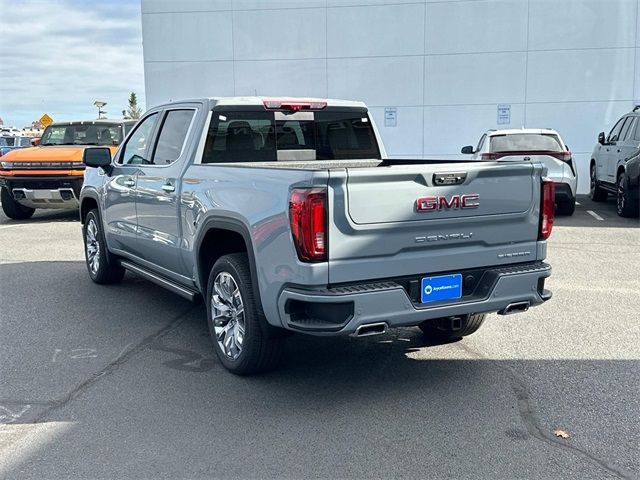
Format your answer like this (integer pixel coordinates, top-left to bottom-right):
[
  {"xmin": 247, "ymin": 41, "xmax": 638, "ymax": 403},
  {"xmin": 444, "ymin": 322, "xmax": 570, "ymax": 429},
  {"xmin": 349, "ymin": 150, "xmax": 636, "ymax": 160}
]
[{"xmin": 0, "ymin": 195, "xmax": 638, "ymax": 480}]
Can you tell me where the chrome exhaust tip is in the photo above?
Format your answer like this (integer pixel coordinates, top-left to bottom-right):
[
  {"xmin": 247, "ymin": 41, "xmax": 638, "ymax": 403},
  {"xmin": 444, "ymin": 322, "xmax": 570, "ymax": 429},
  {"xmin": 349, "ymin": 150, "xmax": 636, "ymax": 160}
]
[
  {"xmin": 352, "ymin": 322, "xmax": 388, "ymax": 337},
  {"xmin": 498, "ymin": 301, "xmax": 530, "ymax": 315}
]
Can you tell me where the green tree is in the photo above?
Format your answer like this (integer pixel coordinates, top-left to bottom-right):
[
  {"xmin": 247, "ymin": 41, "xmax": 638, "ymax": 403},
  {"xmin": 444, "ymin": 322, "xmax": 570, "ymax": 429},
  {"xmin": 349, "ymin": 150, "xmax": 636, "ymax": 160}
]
[{"xmin": 123, "ymin": 92, "xmax": 142, "ymax": 120}]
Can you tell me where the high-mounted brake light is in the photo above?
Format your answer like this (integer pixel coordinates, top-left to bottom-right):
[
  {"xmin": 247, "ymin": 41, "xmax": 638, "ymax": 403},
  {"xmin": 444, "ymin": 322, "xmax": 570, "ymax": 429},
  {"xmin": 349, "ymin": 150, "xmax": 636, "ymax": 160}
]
[
  {"xmin": 539, "ymin": 179, "xmax": 555, "ymax": 240},
  {"xmin": 289, "ymin": 188, "xmax": 327, "ymax": 262},
  {"xmin": 263, "ymin": 99, "xmax": 327, "ymax": 111}
]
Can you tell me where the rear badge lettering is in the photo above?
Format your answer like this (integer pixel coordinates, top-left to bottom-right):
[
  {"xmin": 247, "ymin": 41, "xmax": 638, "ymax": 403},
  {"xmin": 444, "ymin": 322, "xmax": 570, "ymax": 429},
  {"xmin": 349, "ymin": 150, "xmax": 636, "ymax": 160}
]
[
  {"xmin": 415, "ymin": 232, "xmax": 473, "ymax": 243},
  {"xmin": 497, "ymin": 251, "xmax": 531, "ymax": 259},
  {"xmin": 416, "ymin": 194, "xmax": 479, "ymax": 212}
]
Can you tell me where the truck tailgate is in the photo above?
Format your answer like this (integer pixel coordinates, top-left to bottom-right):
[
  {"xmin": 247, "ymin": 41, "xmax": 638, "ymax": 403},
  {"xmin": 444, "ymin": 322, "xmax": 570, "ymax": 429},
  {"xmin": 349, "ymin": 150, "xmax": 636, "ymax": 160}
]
[{"xmin": 327, "ymin": 161, "xmax": 544, "ymax": 284}]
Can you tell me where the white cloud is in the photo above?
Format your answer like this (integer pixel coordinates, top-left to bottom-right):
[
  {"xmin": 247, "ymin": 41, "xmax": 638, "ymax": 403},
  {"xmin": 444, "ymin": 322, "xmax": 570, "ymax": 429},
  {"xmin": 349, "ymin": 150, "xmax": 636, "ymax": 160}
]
[{"xmin": 0, "ymin": 0, "xmax": 145, "ymax": 128}]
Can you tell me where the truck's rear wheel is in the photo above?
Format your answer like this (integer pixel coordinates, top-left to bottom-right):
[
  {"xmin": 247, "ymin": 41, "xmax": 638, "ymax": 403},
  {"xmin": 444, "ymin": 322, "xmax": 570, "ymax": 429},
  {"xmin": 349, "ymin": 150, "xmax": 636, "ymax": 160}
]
[
  {"xmin": 419, "ymin": 313, "xmax": 486, "ymax": 342},
  {"xmin": 83, "ymin": 209, "xmax": 125, "ymax": 284},
  {"xmin": 206, "ymin": 253, "xmax": 283, "ymax": 375},
  {"xmin": 1, "ymin": 187, "xmax": 35, "ymax": 220}
]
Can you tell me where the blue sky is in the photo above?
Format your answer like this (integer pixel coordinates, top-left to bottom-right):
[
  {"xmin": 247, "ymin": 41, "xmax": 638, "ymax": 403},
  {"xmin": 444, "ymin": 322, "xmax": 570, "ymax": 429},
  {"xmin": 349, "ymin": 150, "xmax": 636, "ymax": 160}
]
[{"xmin": 0, "ymin": 0, "xmax": 145, "ymax": 128}]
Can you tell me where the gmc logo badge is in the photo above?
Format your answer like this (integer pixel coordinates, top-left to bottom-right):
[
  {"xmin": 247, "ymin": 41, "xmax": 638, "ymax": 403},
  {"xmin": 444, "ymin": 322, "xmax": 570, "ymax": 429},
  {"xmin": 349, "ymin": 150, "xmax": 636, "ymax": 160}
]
[{"xmin": 416, "ymin": 194, "xmax": 480, "ymax": 212}]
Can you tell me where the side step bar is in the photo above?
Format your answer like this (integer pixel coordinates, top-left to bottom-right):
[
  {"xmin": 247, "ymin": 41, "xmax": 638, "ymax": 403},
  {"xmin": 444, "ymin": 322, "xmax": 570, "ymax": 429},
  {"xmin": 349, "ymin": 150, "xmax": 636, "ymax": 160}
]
[{"xmin": 119, "ymin": 260, "xmax": 199, "ymax": 301}]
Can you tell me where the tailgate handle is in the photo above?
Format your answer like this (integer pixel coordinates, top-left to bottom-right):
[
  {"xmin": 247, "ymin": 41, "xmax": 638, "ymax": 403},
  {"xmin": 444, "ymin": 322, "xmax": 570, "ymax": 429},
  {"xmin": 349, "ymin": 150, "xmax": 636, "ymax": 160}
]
[{"xmin": 433, "ymin": 172, "xmax": 467, "ymax": 186}]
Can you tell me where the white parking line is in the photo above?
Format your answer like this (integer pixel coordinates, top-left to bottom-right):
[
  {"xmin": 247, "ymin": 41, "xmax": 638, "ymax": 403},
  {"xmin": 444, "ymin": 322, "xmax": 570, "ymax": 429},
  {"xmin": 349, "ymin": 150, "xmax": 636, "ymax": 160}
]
[
  {"xmin": 575, "ymin": 201, "xmax": 581, "ymax": 206},
  {"xmin": 587, "ymin": 210, "xmax": 604, "ymax": 221}
]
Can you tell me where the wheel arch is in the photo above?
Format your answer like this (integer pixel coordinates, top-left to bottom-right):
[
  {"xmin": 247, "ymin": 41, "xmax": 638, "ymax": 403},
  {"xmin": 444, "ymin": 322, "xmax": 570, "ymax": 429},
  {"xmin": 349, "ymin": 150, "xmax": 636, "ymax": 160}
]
[
  {"xmin": 194, "ymin": 217, "xmax": 263, "ymax": 311},
  {"xmin": 80, "ymin": 194, "xmax": 99, "ymax": 224}
]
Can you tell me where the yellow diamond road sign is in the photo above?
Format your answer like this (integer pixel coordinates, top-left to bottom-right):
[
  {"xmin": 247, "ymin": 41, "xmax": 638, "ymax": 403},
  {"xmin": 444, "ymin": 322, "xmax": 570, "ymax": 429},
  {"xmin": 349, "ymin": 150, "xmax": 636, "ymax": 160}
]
[{"xmin": 39, "ymin": 114, "xmax": 53, "ymax": 128}]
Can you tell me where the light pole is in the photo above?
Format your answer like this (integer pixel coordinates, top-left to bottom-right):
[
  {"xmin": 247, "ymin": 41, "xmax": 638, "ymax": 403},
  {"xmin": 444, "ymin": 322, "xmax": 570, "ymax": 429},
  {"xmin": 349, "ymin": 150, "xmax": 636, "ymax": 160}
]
[{"xmin": 93, "ymin": 100, "xmax": 107, "ymax": 119}]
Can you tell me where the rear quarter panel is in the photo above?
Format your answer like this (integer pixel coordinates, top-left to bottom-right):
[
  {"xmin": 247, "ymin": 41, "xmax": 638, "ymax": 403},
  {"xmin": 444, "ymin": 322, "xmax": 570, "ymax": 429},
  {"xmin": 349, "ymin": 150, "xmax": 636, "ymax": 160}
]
[{"xmin": 180, "ymin": 164, "xmax": 330, "ymax": 325}]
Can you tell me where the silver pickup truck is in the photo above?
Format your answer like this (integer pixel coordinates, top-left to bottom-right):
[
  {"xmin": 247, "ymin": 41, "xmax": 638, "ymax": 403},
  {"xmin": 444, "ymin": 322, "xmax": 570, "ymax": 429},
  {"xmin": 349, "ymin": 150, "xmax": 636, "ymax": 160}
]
[{"xmin": 80, "ymin": 97, "xmax": 554, "ymax": 375}]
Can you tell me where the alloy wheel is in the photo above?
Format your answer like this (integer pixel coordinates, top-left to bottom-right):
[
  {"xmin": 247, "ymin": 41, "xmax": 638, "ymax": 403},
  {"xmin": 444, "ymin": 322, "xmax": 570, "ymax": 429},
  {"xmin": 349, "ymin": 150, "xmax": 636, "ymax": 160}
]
[
  {"xmin": 86, "ymin": 219, "xmax": 100, "ymax": 274},
  {"xmin": 211, "ymin": 272, "xmax": 245, "ymax": 359}
]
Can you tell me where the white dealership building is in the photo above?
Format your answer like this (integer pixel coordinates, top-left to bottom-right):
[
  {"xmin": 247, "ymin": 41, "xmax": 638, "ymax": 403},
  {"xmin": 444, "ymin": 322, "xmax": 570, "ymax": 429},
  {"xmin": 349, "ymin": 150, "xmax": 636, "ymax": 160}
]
[{"xmin": 141, "ymin": 0, "xmax": 640, "ymax": 192}]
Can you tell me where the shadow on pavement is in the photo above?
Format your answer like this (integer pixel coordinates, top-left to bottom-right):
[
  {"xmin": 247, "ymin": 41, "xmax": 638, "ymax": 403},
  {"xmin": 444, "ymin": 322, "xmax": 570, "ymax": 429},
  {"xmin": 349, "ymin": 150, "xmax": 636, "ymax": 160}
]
[
  {"xmin": 1, "ymin": 262, "xmax": 638, "ymax": 479},
  {"xmin": 554, "ymin": 195, "xmax": 638, "ymax": 229},
  {"xmin": 0, "ymin": 209, "xmax": 78, "ymax": 225}
]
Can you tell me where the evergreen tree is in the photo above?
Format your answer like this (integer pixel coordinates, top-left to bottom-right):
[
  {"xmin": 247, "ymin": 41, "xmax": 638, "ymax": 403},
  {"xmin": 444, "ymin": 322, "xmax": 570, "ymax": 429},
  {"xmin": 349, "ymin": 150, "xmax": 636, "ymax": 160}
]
[{"xmin": 124, "ymin": 92, "xmax": 142, "ymax": 120}]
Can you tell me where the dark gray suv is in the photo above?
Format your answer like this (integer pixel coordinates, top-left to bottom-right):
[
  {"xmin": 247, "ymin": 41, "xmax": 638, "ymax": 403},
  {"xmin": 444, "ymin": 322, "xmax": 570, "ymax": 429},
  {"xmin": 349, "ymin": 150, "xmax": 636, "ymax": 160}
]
[{"xmin": 590, "ymin": 107, "xmax": 640, "ymax": 217}]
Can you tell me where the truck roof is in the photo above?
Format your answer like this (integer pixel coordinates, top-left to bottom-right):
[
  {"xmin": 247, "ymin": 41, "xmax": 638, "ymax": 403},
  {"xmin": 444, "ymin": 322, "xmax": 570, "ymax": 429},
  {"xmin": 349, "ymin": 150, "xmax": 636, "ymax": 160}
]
[{"xmin": 154, "ymin": 96, "xmax": 368, "ymax": 109}]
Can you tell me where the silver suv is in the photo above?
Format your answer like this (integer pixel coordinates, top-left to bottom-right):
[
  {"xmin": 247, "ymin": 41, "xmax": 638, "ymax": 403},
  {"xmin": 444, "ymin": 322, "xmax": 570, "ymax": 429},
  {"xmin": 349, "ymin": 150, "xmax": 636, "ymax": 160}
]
[{"xmin": 590, "ymin": 107, "xmax": 640, "ymax": 217}]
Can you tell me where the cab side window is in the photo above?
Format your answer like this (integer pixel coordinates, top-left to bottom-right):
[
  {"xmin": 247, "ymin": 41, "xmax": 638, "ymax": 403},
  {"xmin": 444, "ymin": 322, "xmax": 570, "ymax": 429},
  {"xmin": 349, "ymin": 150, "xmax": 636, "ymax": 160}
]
[
  {"xmin": 120, "ymin": 113, "xmax": 158, "ymax": 165},
  {"xmin": 150, "ymin": 110, "xmax": 195, "ymax": 165}
]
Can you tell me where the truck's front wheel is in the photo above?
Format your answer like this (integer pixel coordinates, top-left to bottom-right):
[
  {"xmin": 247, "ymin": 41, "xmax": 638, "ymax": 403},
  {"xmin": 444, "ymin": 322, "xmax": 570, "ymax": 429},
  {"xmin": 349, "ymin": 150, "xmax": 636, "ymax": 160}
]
[
  {"xmin": 207, "ymin": 253, "xmax": 283, "ymax": 375},
  {"xmin": 419, "ymin": 313, "xmax": 486, "ymax": 342},
  {"xmin": 1, "ymin": 187, "xmax": 35, "ymax": 220},
  {"xmin": 83, "ymin": 209, "xmax": 125, "ymax": 284}
]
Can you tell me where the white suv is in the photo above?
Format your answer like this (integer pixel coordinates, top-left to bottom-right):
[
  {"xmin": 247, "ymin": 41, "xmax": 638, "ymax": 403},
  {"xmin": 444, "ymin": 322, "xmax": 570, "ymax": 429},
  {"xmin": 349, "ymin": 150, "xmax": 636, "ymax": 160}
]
[{"xmin": 462, "ymin": 129, "xmax": 577, "ymax": 215}]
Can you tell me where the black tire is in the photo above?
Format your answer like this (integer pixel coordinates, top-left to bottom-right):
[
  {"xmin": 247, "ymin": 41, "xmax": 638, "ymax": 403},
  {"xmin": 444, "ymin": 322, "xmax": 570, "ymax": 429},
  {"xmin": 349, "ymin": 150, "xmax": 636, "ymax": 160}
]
[
  {"xmin": 589, "ymin": 164, "xmax": 607, "ymax": 202},
  {"xmin": 83, "ymin": 209, "xmax": 125, "ymax": 284},
  {"xmin": 1, "ymin": 187, "xmax": 35, "ymax": 220},
  {"xmin": 617, "ymin": 172, "xmax": 639, "ymax": 218},
  {"xmin": 419, "ymin": 313, "xmax": 486, "ymax": 342},
  {"xmin": 556, "ymin": 196, "xmax": 576, "ymax": 216},
  {"xmin": 206, "ymin": 253, "xmax": 283, "ymax": 375}
]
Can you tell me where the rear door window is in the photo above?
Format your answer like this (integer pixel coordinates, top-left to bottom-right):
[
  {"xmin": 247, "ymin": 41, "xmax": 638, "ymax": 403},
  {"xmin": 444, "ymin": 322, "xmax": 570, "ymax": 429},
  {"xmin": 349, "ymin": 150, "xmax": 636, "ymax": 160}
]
[
  {"xmin": 489, "ymin": 134, "xmax": 562, "ymax": 152},
  {"xmin": 150, "ymin": 109, "xmax": 195, "ymax": 165},
  {"xmin": 202, "ymin": 109, "xmax": 380, "ymax": 163}
]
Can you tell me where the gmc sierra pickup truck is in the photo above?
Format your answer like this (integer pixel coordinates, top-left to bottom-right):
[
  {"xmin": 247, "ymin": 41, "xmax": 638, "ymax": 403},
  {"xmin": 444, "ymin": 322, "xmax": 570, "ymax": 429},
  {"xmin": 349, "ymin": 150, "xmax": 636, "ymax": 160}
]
[{"xmin": 80, "ymin": 97, "xmax": 554, "ymax": 375}]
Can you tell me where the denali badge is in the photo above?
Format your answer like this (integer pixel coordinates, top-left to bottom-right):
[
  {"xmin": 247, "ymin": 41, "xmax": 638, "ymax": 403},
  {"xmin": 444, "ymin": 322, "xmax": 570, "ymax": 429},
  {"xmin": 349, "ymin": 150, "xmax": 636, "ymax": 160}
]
[
  {"xmin": 415, "ymin": 232, "xmax": 473, "ymax": 243},
  {"xmin": 416, "ymin": 194, "xmax": 479, "ymax": 212}
]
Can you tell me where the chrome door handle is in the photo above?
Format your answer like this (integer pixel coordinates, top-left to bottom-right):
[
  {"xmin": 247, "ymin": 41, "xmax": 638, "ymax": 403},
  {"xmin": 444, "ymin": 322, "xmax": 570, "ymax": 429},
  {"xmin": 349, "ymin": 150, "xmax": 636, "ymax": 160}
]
[
  {"xmin": 161, "ymin": 183, "xmax": 175, "ymax": 193},
  {"xmin": 124, "ymin": 179, "xmax": 135, "ymax": 187}
]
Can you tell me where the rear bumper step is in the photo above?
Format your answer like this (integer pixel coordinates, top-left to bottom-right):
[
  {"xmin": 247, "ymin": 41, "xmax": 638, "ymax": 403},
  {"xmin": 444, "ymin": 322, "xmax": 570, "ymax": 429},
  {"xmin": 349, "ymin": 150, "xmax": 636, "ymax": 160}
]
[{"xmin": 277, "ymin": 262, "xmax": 551, "ymax": 335}]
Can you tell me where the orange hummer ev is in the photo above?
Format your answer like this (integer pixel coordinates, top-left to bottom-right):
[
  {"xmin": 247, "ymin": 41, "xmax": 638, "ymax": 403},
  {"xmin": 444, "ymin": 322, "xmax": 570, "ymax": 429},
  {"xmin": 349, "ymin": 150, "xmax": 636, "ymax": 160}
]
[{"xmin": 0, "ymin": 119, "xmax": 135, "ymax": 219}]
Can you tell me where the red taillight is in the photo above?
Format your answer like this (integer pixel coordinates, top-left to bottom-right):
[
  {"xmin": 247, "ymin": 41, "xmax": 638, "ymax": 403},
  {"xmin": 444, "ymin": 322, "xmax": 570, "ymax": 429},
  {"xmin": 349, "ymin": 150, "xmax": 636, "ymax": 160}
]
[
  {"xmin": 548, "ymin": 151, "xmax": 572, "ymax": 162},
  {"xmin": 539, "ymin": 179, "xmax": 555, "ymax": 240},
  {"xmin": 263, "ymin": 98, "xmax": 327, "ymax": 111},
  {"xmin": 289, "ymin": 188, "xmax": 327, "ymax": 262}
]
